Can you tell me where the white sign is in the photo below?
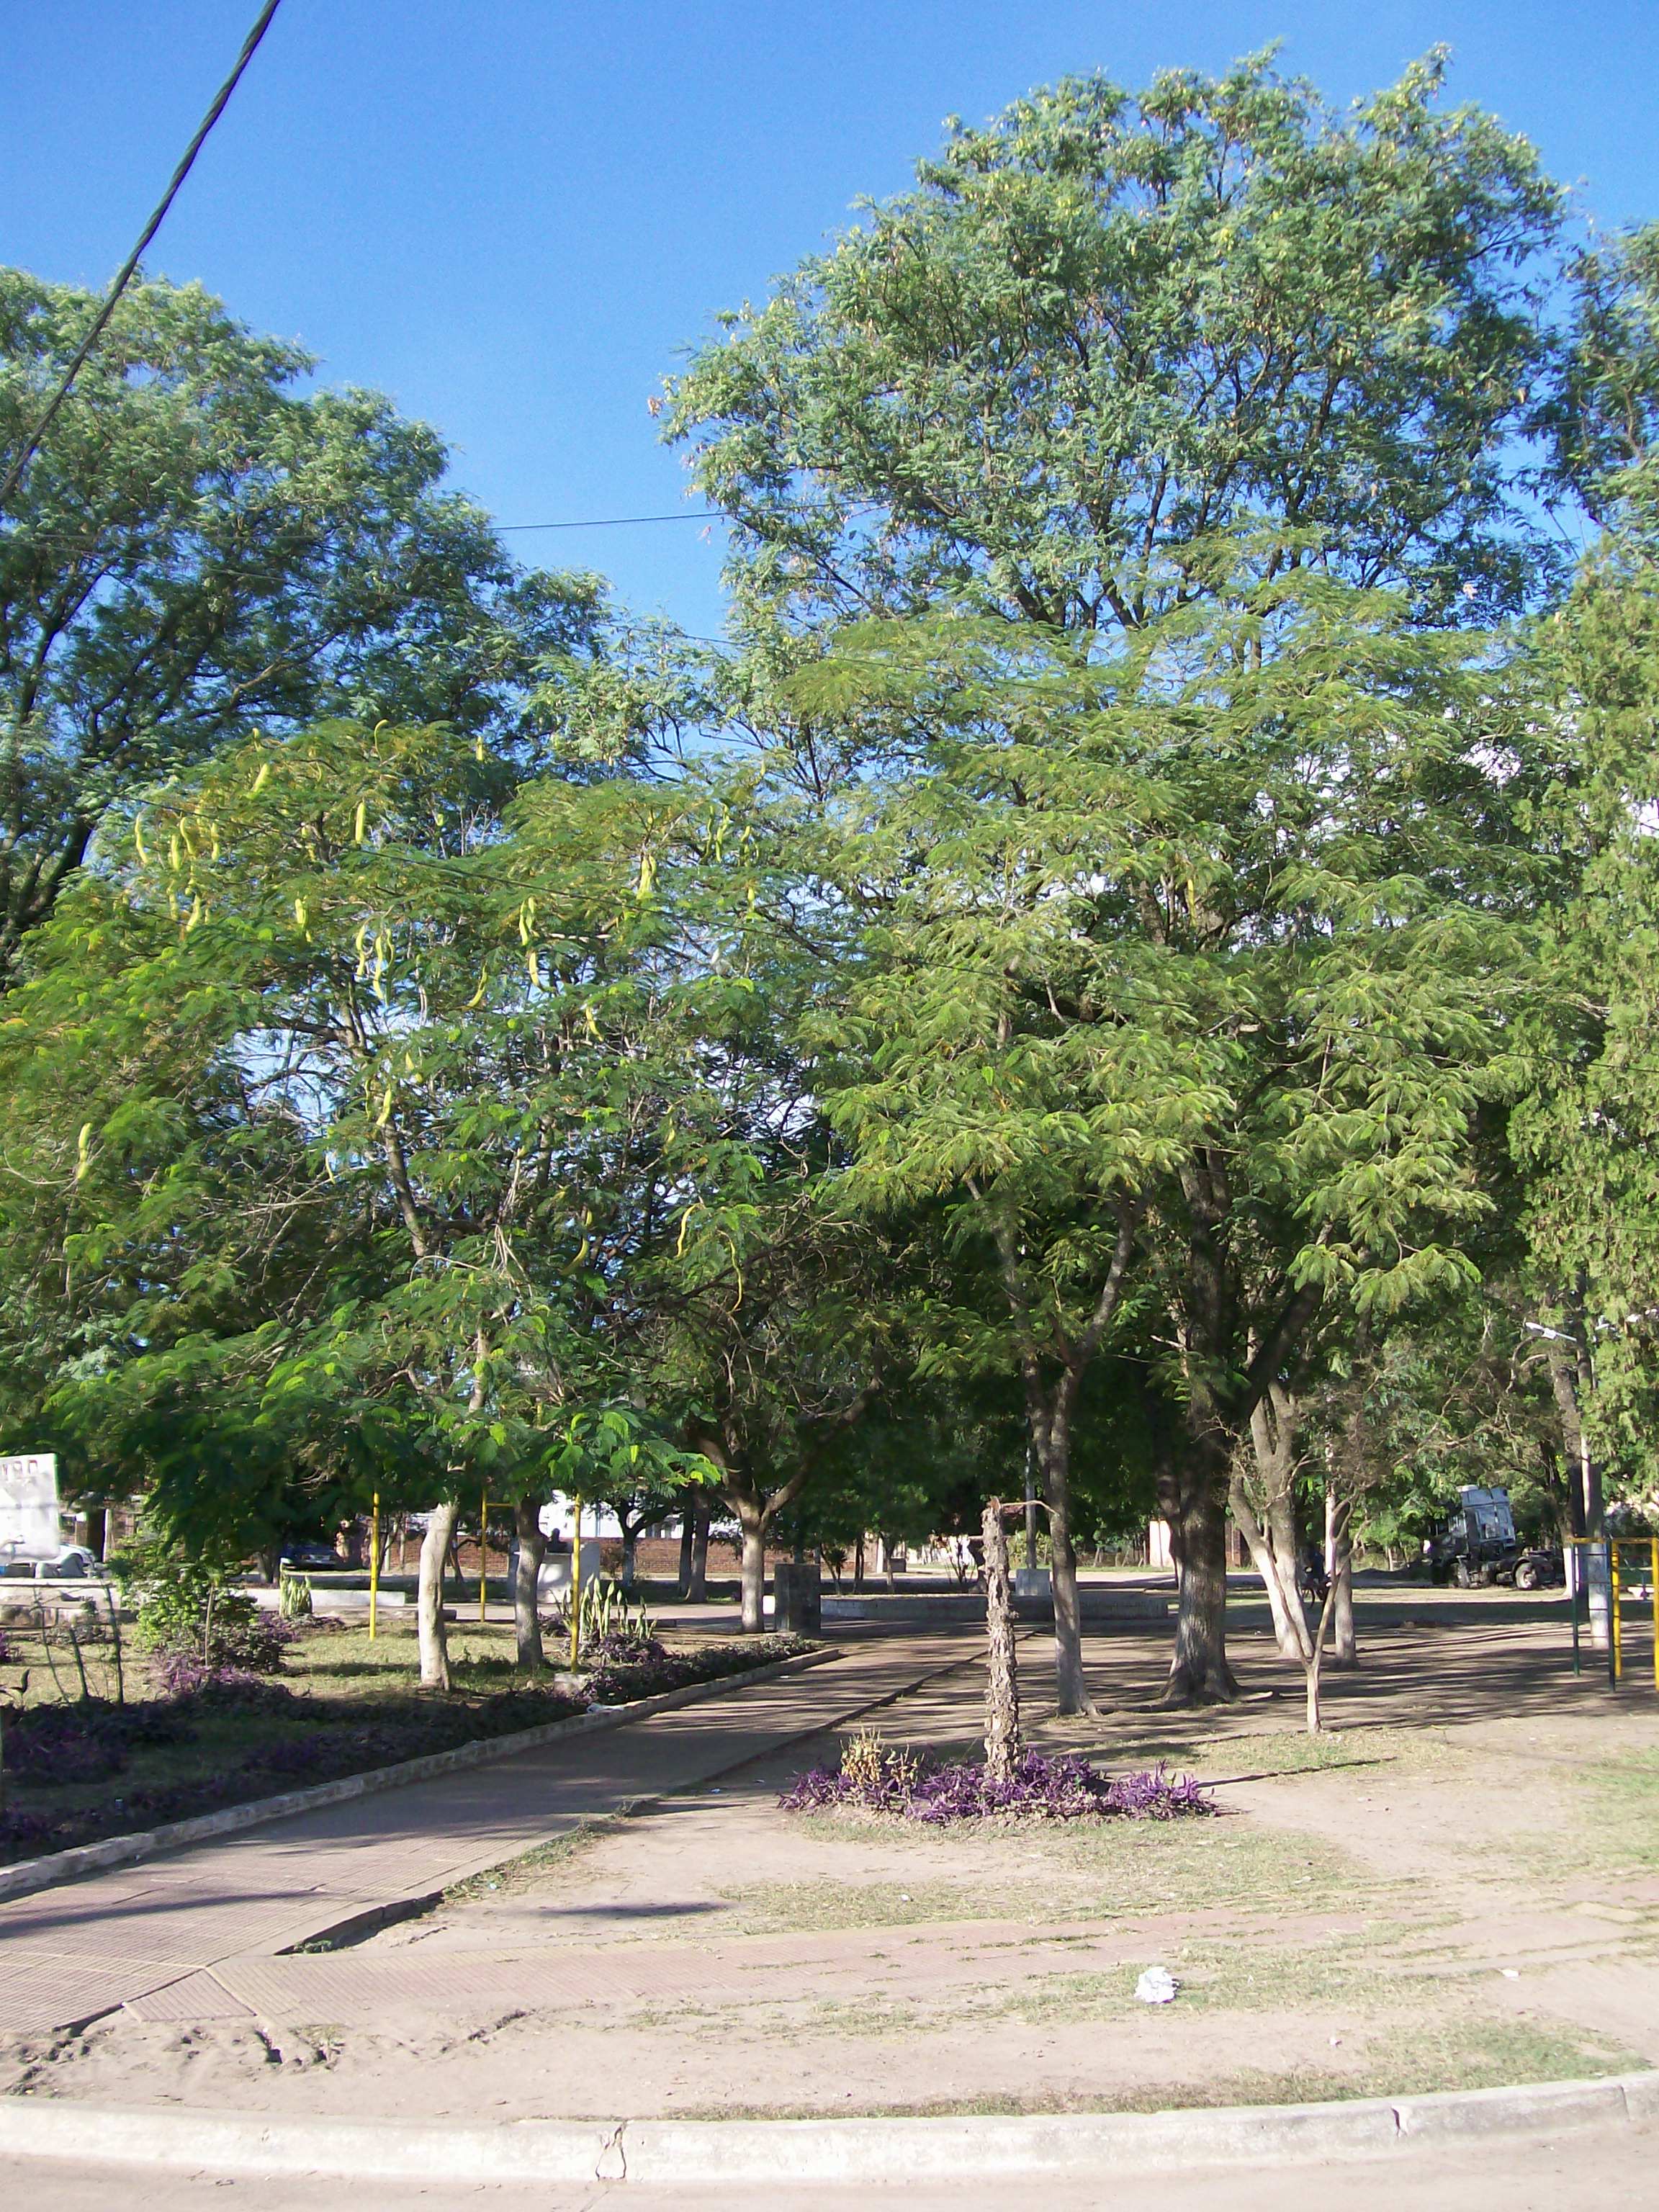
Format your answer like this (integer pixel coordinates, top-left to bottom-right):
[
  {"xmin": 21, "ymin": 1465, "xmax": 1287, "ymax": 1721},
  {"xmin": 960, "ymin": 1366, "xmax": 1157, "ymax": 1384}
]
[{"xmin": 0, "ymin": 1452, "xmax": 61, "ymax": 1561}]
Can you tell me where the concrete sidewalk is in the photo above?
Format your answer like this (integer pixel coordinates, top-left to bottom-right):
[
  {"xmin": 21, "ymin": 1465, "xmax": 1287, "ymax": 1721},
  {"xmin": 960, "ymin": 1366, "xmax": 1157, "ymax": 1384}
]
[{"xmin": 0, "ymin": 1629, "xmax": 970, "ymax": 2036}]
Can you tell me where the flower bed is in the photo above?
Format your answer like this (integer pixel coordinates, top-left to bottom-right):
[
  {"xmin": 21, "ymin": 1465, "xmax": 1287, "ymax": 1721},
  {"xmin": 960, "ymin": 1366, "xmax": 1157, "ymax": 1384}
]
[
  {"xmin": 781, "ymin": 1741, "xmax": 1213, "ymax": 1824},
  {"xmin": 0, "ymin": 1632, "xmax": 814, "ymax": 1864}
]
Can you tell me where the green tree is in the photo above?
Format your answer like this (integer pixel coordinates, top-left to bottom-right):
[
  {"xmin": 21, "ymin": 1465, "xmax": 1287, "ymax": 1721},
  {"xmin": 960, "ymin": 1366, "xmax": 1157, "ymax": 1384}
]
[
  {"xmin": 795, "ymin": 565, "xmax": 1538, "ymax": 1704},
  {"xmin": 667, "ymin": 51, "xmax": 1563, "ymax": 647},
  {"xmin": 0, "ymin": 268, "xmax": 607, "ymax": 984}
]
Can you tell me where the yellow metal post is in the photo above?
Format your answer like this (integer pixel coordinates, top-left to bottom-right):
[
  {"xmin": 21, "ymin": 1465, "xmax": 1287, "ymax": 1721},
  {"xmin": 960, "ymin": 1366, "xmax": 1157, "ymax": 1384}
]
[
  {"xmin": 479, "ymin": 1484, "xmax": 489, "ymax": 1624},
  {"xmin": 569, "ymin": 1496, "xmax": 583, "ymax": 1671},
  {"xmin": 1611, "ymin": 1540, "xmax": 1623, "ymax": 1686},
  {"xmin": 369, "ymin": 1491, "xmax": 379, "ymax": 1640}
]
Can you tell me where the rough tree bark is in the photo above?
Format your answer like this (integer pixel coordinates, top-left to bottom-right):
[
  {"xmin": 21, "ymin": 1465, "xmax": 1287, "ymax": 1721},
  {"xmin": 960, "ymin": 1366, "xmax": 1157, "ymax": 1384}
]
[
  {"xmin": 418, "ymin": 1500, "xmax": 460, "ymax": 1691},
  {"xmin": 513, "ymin": 1496, "xmax": 547, "ymax": 1669},
  {"xmin": 1160, "ymin": 1411, "xmax": 1242, "ymax": 1707},
  {"xmin": 982, "ymin": 1498, "xmax": 1020, "ymax": 1782}
]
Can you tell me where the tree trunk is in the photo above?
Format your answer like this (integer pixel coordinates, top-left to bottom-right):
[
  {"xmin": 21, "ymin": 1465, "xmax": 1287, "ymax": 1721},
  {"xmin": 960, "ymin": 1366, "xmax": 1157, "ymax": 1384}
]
[
  {"xmin": 738, "ymin": 1510, "xmax": 767, "ymax": 1632},
  {"xmin": 687, "ymin": 1494, "xmax": 709, "ymax": 1601},
  {"xmin": 854, "ymin": 1534, "xmax": 865, "ymax": 1591},
  {"xmin": 881, "ymin": 1534, "xmax": 898, "ymax": 1593},
  {"xmin": 1231, "ymin": 1475, "xmax": 1312, "ymax": 1662},
  {"xmin": 1326, "ymin": 1485, "xmax": 1357, "ymax": 1669},
  {"xmin": 621, "ymin": 1527, "xmax": 638, "ymax": 1592},
  {"xmin": 678, "ymin": 1507, "xmax": 694, "ymax": 1596},
  {"xmin": 1303, "ymin": 1560, "xmax": 1343, "ymax": 1733},
  {"xmin": 1044, "ymin": 1429, "xmax": 1092, "ymax": 1717},
  {"xmin": 513, "ymin": 1496, "xmax": 547, "ymax": 1669},
  {"xmin": 982, "ymin": 1498, "xmax": 1020, "ymax": 1781},
  {"xmin": 418, "ymin": 1501, "xmax": 459, "ymax": 1691},
  {"xmin": 1162, "ymin": 1431, "xmax": 1240, "ymax": 1705}
]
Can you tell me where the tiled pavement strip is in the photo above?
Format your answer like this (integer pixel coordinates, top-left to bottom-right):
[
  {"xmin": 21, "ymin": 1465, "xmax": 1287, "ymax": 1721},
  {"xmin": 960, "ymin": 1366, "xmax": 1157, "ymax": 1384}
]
[{"xmin": 0, "ymin": 1629, "xmax": 976, "ymax": 2036}]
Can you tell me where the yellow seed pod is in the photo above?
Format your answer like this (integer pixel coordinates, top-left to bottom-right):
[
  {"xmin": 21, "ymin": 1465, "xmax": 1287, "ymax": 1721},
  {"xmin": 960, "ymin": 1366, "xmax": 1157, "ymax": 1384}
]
[
  {"xmin": 636, "ymin": 849, "xmax": 657, "ymax": 899},
  {"xmin": 184, "ymin": 894, "xmax": 204, "ymax": 933},
  {"xmin": 373, "ymin": 1084, "xmax": 395, "ymax": 1131},
  {"xmin": 294, "ymin": 896, "xmax": 307, "ymax": 929},
  {"xmin": 251, "ymin": 762, "xmax": 271, "ymax": 796},
  {"xmin": 133, "ymin": 816, "xmax": 148, "ymax": 866},
  {"xmin": 75, "ymin": 1123, "xmax": 93, "ymax": 1182},
  {"xmin": 465, "ymin": 968, "xmax": 488, "ymax": 1011},
  {"xmin": 168, "ymin": 835, "xmax": 181, "ymax": 873},
  {"xmin": 584, "ymin": 1003, "xmax": 600, "ymax": 1040},
  {"xmin": 354, "ymin": 799, "xmax": 367, "ymax": 845},
  {"xmin": 526, "ymin": 945, "xmax": 541, "ymax": 990}
]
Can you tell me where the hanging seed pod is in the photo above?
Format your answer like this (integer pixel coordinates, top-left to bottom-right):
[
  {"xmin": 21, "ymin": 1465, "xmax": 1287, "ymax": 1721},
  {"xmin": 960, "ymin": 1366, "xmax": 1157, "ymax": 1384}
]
[
  {"xmin": 354, "ymin": 799, "xmax": 368, "ymax": 845},
  {"xmin": 251, "ymin": 762, "xmax": 271, "ymax": 795}
]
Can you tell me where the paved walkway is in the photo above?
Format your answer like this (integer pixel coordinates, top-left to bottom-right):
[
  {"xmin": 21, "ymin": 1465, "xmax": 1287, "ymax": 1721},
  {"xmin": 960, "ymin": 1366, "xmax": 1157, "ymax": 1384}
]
[{"xmin": 0, "ymin": 1632, "xmax": 972, "ymax": 2036}]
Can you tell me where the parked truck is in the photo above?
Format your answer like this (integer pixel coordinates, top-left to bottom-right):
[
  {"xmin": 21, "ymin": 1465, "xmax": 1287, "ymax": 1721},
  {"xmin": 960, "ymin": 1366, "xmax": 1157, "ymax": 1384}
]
[{"xmin": 1426, "ymin": 1485, "xmax": 1563, "ymax": 1589}]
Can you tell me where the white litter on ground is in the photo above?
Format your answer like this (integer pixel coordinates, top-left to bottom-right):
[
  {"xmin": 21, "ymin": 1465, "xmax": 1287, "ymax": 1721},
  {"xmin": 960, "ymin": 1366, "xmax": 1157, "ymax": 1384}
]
[{"xmin": 1136, "ymin": 1966, "xmax": 1178, "ymax": 2005}]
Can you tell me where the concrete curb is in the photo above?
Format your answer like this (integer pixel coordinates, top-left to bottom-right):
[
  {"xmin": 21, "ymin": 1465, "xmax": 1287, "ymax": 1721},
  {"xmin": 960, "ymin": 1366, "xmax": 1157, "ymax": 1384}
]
[
  {"xmin": 0, "ymin": 1645, "xmax": 840, "ymax": 1906},
  {"xmin": 0, "ymin": 2072, "xmax": 1652, "ymax": 2183}
]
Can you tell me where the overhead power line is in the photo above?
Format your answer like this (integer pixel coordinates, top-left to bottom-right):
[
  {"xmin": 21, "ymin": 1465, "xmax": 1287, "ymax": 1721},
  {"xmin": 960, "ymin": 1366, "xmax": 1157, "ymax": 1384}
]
[
  {"xmin": 498, "ymin": 511, "xmax": 724, "ymax": 532},
  {"xmin": 0, "ymin": 0, "xmax": 285, "ymax": 515}
]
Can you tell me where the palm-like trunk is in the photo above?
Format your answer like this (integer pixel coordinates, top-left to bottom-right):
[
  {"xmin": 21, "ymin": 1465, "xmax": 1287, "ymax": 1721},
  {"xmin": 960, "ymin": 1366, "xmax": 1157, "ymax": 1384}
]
[
  {"xmin": 418, "ymin": 1501, "xmax": 459, "ymax": 1690},
  {"xmin": 982, "ymin": 1499, "xmax": 1020, "ymax": 1781}
]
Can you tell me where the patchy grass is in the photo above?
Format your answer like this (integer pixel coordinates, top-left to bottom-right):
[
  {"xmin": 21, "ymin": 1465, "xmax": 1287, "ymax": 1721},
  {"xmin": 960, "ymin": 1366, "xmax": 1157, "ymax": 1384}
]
[
  {"xmin": 668, "ymin": 2018, "xmax": 1640, "ymax": 2121},
  {"xmin": 788, "ymin": 1800, "xmax": 1367, "ymax": 1921},
  {"xmin": 443, "ymin": 1817, "xmax": 621, "ymax": 1904}
]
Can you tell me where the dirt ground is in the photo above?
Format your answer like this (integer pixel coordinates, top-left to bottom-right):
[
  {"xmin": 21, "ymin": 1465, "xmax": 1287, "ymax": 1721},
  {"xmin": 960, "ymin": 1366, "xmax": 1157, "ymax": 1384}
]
[{"xmin": 4, "ymin": 1591, "xmax": 1657, "ymax": 2126}]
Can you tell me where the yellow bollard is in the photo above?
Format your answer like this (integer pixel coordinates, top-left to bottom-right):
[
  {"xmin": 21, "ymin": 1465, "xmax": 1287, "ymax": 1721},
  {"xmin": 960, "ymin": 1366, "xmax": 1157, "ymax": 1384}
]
[
  {"xmin": 570, "ymin": 1496, "xmax": 583, "ymax": 1671},
  {"xmin": 369, "ymin": 1491, "xmax": 379, "ymax": 1641}
]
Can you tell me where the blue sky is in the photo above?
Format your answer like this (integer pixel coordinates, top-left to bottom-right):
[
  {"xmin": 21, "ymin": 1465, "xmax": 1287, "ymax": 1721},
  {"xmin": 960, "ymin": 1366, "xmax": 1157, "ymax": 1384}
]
[{"xmin": 5, "ymin": 2, "xmax": 1658, "ymax": 637}]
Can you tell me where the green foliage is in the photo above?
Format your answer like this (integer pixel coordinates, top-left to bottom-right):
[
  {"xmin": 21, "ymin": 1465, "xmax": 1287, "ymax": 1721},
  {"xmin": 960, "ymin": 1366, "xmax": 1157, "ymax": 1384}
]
[
  {"xmin": 669, "ymin": 51, "xmax": 1564, "ymax": 641},
  {"xmin": 0, "ymin": 267, "xmax": 612, "ymax": 984}
]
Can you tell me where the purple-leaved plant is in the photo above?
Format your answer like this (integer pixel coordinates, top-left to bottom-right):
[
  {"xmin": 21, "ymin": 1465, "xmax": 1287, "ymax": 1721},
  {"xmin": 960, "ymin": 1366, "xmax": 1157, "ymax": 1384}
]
[{"xmin": 780, "ymin": 1746, "xmax": 1213, "ymax": 1825}]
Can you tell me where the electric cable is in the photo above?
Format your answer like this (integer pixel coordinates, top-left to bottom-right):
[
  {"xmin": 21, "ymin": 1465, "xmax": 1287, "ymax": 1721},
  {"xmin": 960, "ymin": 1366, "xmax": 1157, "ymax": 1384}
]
[{"xmin": 0, "ymin": 0, "xmax": 285, "ymax": 515}]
